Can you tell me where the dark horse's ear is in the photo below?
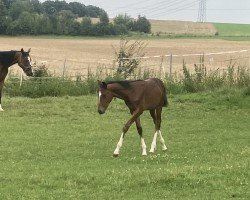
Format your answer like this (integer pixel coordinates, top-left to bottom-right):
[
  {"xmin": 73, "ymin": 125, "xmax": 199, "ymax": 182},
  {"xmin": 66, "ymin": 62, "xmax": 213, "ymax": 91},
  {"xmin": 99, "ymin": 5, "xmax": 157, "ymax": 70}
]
[
  {"xmin": 28, "ymin": 48, "xmax": 31, "ymax": 53},
  {"xmin": 97, "ymin": 80, "xmax": 107, "ymax": 89},
  {"xmin": 21, "ymin": 48, "xmax": 24, "ymax": 53}
]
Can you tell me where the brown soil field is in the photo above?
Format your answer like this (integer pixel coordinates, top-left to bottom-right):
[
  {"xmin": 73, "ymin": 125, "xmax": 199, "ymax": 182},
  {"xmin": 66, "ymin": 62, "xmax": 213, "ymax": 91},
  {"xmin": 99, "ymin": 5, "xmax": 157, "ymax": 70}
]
[{"xmin": 1, "ymin": 37, "xmax": 249, "ymax": 77}]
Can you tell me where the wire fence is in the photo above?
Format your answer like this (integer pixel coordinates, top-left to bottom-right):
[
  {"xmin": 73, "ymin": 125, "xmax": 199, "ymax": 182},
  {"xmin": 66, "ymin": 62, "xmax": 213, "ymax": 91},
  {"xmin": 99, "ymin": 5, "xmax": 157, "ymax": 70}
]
[{"xmin": 7, "ymin": 49, "xmax": 250, "ymax": 84}]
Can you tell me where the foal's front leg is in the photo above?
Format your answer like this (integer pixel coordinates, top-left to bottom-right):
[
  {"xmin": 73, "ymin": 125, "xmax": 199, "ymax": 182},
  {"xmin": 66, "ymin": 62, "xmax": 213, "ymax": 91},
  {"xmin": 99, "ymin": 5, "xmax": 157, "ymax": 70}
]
[{"xmin": 113, "ymin": 109, "xmax": 142, "ymax": 157}]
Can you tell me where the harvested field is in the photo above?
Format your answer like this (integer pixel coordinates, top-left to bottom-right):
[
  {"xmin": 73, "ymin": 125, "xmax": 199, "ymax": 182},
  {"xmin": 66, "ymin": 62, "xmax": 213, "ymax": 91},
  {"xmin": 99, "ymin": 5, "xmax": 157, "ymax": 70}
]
[
  {"xmin": 150, "ymin": 20, "xmax": 217, "ymax": 36},
  {"xmin": 1, "ymin": 37, "xmax": 249, "ymax": 77}
]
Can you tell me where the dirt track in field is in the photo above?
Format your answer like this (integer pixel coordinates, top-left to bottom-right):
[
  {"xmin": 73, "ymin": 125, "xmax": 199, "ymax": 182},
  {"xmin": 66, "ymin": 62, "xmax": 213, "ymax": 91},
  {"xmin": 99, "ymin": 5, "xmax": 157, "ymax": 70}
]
[{"xmin": 1, "ymin": 37, "xmax": 250, "ymax": 77}]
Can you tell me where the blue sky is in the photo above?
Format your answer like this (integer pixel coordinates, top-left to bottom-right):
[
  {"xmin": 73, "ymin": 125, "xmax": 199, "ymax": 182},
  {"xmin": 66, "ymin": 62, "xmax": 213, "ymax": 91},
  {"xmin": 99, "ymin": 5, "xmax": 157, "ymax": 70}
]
[{"xmin": 67, "ymin": 0, "xmax": 250, "ymax": 24}]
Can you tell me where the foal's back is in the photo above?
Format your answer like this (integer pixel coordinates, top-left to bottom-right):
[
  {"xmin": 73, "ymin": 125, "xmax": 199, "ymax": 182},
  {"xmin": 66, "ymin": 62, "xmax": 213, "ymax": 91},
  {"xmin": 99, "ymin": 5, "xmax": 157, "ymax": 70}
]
[{"xmin": 143, "ymin": 78, "xmax": 167, "ymax": 110}]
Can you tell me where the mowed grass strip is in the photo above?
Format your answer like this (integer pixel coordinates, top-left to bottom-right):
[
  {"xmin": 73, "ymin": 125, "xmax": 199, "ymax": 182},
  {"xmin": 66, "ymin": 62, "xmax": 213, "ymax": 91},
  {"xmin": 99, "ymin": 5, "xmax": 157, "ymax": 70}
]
[{"xmin": 0, "ymin": 92, "xmax": 249, "ymax": 199}]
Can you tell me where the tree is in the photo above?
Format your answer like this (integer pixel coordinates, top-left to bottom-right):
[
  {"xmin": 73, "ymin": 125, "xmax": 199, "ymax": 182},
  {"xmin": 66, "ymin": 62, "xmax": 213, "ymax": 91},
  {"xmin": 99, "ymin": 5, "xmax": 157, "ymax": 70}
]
[
  {"xmin": 56, "ymin": 10, "xmax": 77, "ymax": 35},
  {"xmin": 69, "ymin": 2, "xmax": 86, "ymax": 17},
  {"xmin": 2, "ymin": 0, "xmax": 16, "ymax": 9},
  {"xmin": 113, "ymin": 14, "xmax": 134, "ymax": 35},
  {"xmin": 113, "ymin": 14, "xmax": 133, "ymax": 30},
  {"xmin": 99, "ymin": 11, "xmax": 109, "ymax": 26},
  {"xmin": 30, "ymin": 0, "xmax": 43, "ymax": 14},
  {"xmin": 133, "ymin": 15, "xmax": 151, "ymax": 33},
  {"xmin": 9, "ymin": 0, "xmax": 32, "ymax": 20},
  {"xmin": 36, "ymin": 15, "xmax": 53, "ymax": 34},
  {"xmin": 0, "ymin": 0, "xmax": 8, "ymax": 34},
  {"xmin": 80, "ymin": 17, "xmax": 92, "ymax": 35}
]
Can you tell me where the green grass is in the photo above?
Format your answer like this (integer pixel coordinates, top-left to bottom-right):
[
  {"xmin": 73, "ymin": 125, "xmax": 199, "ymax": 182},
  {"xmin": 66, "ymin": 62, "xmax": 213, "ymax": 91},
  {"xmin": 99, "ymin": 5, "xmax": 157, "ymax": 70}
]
[
  {"xmin": 0, "ymin": 90, "xmax": 249, "ymax": 199},
  {"xmin": 214, "ymin": 23, "xmax": 250, "ymax": 37}
]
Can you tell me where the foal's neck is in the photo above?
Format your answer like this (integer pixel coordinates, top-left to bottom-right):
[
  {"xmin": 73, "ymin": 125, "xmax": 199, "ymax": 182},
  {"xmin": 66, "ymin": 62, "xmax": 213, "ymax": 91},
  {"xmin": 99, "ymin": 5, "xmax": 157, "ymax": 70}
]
[{"xmin": 108, "ymin": 83, "xmax": 130, "ymax": 100}]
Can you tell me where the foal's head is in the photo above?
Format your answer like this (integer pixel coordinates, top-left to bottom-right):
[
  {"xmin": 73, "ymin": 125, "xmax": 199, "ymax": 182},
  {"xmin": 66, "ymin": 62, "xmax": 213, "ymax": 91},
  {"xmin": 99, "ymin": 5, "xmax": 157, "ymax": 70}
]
[
  {"xmin": 98, "ymin": 81, "xmax": 114, "ymax": 114},
  {"xmin": 17, "ymin": 48, "xmax": 33, "ymax": 76}
]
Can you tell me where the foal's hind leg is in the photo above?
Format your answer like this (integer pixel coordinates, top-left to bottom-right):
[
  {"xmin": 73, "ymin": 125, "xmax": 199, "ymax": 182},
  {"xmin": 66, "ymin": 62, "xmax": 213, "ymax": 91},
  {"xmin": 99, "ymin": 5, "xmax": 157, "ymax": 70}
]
[
  {"xmin": 149, "ymin": 109, "xmax": 158, "ymax": 153},
  {"xmin": 135, "ymin": 117, "xmax": 147, "ymax": 156},
  {"xmin": 156, "ymin": 107, "xmax": 167, "ymax": 151},
  {"xmin": 149, "ymin": 108, "xmax": 167, "ymax": 153}
]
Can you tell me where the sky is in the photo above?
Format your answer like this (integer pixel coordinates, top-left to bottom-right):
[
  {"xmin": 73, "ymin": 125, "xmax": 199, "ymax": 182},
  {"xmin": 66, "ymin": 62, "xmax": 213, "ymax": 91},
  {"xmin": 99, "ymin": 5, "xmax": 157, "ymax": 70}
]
[{"xmin": 61, "ymin": 0, "xmax": 250, "ymax": 24}]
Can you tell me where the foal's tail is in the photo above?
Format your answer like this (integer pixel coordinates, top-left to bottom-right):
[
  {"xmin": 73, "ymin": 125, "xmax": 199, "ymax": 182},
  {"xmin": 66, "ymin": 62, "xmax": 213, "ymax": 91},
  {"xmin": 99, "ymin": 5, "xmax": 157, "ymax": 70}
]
[
  {"xmin": 162, "ymin": 83, "xmax": 168, "ymax": 107},
  {"xmin": 155, "ymin": 78, "xmax": 168, "ymax": 107}
]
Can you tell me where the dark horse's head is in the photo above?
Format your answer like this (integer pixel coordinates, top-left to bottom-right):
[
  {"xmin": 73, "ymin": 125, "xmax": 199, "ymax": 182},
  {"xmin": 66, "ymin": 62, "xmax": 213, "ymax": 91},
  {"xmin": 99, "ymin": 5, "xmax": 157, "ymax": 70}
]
[
  {"xmin": 98, "ymin": 80, "xmax": 114, "ymax": 114},
  {"xmin": 17, "ymin": 48, "xmax": 33, "ymax": 76}
]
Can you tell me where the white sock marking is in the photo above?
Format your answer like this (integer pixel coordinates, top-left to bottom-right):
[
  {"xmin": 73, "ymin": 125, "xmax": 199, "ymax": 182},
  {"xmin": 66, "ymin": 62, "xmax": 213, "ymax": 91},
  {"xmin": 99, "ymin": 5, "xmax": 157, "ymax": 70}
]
[
  {"xmin": 141, "ymin": 138, "xmax": 147, "ymax": 155},
  {"xmin": 150, "ymin": 131, "xmax": 158, "ymax": 153},
  {"xmin": 113, "ymin": 133, "xmax": 124, "ymax": 155},
  {"xmin": 158, "ymin": 130, "xmax": 167, "ymax": 151},
  {"xmin": 0, "ymin": 104, "xmax": 3, "ymax": 111},
  {"xmin": 98, "ymin": 91, "xmax": 101, "ymax": 102}
]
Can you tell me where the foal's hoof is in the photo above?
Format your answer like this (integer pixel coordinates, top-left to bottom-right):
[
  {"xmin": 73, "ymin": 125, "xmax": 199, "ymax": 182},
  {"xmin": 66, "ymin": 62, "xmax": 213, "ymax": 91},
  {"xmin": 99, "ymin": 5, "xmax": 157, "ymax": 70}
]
[
  {"xmin": 162, "ymin": 147, "xmax": 168, "ymax": 151},
  {"xmin": 0, "ymin": 109, "xmax": 4, "ymax": 112},
  {"xmin": 149, "ymin": 148, "xmax": 156, "ymax": 153},
  {"xmin": 113, "ymin": 154, "xmax": 119, "ymax": 157}
]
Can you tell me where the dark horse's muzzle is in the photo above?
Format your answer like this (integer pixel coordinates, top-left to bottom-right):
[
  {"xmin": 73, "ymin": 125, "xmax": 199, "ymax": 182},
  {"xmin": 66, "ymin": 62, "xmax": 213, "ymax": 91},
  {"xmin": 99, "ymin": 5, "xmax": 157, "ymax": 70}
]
[
  {"xmin": 98, "ymin": 107, "xmax": 105, "ymax": 115},
  {"xmin": 24, "ymin": 67, "xmax": 33, "ymax": 76}
]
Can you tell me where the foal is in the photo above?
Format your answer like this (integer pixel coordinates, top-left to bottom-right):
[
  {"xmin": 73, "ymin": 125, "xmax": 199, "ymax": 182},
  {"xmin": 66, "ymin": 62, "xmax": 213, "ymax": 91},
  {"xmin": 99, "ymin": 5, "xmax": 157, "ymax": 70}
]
[
  {"xmin": 0, "ymin": 48, "xmax": 33, "ymax": 111},
  {"xmin": 98, "ymin": 78, "xmax": 168, "ymax": 157}
]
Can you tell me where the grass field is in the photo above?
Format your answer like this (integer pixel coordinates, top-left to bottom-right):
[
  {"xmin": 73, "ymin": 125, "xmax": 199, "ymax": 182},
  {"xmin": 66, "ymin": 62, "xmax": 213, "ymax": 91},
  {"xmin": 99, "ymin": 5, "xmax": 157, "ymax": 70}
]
[
  {"xmin": 214, "ymin": 23, "xmax": 250, "ymax": 37},
  {"xmin": 0, "ymin": 89, "xmax": 249, "ymax": 199}
]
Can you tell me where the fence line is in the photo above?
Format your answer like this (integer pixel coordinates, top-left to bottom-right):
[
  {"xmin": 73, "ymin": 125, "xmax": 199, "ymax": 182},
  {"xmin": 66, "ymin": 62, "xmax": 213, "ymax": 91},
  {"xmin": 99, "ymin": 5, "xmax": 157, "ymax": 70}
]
[
  {"xmin": 7, "ymin": 49, "xmax": 249, "ymax": 86},
  {"xmin": 32, "ymin": 49, "xmax": 248, "ymax": 63}
]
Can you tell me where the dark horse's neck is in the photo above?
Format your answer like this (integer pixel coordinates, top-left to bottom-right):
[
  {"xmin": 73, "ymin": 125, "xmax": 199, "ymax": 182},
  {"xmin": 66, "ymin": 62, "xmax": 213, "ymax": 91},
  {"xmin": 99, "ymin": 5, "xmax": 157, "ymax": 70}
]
[{"xmin": 0, "ymin": 51, "xmax": 19, "ymax": 69}]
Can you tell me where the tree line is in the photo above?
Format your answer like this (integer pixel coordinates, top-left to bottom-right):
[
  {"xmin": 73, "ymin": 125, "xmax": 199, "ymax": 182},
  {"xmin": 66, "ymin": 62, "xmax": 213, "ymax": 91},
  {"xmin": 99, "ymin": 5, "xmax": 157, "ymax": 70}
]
[{"xmin": 0, "ymin": 0, "xmax": 151, "ymax": 36}]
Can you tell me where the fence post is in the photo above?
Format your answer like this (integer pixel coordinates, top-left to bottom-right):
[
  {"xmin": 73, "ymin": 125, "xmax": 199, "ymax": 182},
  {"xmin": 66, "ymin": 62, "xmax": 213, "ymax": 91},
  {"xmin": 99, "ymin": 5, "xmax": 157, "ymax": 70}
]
[
  {"xmin": 159, "ymin": 56, "xmax": 164, "ymax": 80},
  {"xmin": 169, "ymin": 53, "xmax": 173, "ymax": 78},
  {"xmin": 62, "ymin": 59, "xmax": 67, "ymax": 78},
  {"xmin": 19, "ymin": 70, "xmax": 23, "ymax": 88}
]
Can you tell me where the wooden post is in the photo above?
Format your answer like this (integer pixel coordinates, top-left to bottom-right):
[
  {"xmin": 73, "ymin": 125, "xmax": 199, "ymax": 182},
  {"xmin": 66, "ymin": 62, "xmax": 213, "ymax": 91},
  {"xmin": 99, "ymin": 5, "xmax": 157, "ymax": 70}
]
[
  {"xmin": 169, "ymin": 53, "xmax": 173, "ymax": 78},
  {"xmin": 19, "ymin": 70, "xmax": 23, "ymax": 88},
  {"xmin": 159, "ymin": 56, "xmax": 164, "ymax": 80},
  {"xmin": 62, "ymin": 59, "xmax": 67, "ymax": 78}
]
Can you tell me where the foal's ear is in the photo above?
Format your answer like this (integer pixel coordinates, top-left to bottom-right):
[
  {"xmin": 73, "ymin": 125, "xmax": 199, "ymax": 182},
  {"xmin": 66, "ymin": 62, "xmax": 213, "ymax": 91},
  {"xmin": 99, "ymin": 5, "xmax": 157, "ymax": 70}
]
[{"xmin": 97, "ymin": 80, "xmax": 107, "ymax": 88}]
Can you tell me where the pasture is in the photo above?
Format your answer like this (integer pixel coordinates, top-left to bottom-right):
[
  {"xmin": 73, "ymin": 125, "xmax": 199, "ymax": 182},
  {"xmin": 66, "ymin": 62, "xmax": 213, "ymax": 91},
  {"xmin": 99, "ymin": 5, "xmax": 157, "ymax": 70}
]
[{"xmin": 0, "ymin": 89, "xmax": 249, "ymax": 199}]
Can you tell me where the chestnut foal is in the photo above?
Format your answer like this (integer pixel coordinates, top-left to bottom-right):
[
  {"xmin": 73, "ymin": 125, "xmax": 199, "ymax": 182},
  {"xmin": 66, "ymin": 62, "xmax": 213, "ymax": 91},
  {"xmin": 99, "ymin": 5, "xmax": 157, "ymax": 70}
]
[{"xmin": 98, "ymin": 78, "xmax": 168, "ymax": 157}]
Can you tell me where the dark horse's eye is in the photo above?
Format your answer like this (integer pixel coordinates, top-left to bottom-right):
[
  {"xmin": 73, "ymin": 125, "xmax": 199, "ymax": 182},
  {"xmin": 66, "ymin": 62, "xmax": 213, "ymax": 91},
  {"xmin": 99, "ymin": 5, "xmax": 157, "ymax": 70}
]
[{"xmin": 102, "ymin": 95, "xmax": 106, "ymax": 98}]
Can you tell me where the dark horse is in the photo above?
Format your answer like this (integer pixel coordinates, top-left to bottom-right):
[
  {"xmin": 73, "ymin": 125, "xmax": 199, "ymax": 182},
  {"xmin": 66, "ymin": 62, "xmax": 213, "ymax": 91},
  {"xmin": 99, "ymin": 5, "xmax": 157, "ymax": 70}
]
[
  {"xmin": 0, "ymin": 48, "xmax": 33, "ymax": 111},
  {"xmin": 98, "ymin": 78, "xmax": 168, "ymax": 157}
]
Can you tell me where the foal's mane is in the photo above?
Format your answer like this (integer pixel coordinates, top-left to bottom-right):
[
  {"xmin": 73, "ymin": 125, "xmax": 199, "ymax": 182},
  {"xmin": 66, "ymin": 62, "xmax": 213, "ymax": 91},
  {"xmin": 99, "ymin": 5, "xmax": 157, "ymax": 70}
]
[{"xmin": 107, "ymin": 80, "xmax": 143, "ymax": 89}]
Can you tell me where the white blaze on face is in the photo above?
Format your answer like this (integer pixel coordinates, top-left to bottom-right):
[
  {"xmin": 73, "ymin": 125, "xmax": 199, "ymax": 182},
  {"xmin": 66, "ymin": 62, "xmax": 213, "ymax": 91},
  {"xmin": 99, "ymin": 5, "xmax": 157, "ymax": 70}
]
[{"xmin": 27, "ymin": 56, "xmax": 31, "ymax": 63}]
